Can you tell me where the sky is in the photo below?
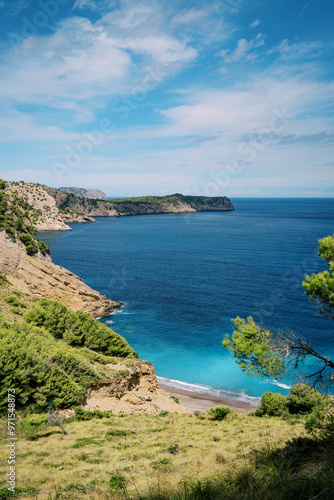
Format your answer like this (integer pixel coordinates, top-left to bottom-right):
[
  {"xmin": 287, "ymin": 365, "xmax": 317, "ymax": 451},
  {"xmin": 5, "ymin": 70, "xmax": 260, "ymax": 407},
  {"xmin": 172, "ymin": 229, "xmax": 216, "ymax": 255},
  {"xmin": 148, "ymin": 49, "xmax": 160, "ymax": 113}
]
[{"xmin": 0, "ymin": 0, "xmax": 333, "ymax": 197}]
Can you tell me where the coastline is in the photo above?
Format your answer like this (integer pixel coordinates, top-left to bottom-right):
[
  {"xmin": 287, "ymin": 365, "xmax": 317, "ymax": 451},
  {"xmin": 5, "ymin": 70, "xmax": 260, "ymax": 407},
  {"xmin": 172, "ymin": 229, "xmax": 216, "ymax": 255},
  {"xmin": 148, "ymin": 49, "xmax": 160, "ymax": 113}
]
[{"xmin": 158, "ymin": 379, "xmax": 259, "ymax": 413}]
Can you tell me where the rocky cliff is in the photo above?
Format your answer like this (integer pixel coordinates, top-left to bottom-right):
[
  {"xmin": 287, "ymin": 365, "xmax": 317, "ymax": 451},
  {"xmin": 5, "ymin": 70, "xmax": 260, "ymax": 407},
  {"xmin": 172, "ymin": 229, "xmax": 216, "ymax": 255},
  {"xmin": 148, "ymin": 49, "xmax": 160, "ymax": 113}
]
[
  {"xmin": 5, "ymin": 181, "xmax": 72, "ymax": 231},
  {"xmin": 82, "ymin": 361, "xmax": 189, "ymax": 415},
  {"xmin": 58, "ymin": 186, "xmax": 106, "ymax": 200},
  {"xmin": 0, "ymin": 180, "xmax": 120, "ymax": 317},
  {"xmin": 0, "ymin": 231, "xmax": 120, "ymax": 317}
]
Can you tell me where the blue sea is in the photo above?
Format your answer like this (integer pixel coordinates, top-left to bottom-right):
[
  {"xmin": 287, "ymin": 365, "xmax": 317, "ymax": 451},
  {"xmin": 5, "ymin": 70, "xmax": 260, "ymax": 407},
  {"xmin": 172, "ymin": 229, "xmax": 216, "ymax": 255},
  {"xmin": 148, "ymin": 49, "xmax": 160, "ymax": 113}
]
[{"xmin": 39, "ymin": 198, "xmax": 334, "ymax": 404}]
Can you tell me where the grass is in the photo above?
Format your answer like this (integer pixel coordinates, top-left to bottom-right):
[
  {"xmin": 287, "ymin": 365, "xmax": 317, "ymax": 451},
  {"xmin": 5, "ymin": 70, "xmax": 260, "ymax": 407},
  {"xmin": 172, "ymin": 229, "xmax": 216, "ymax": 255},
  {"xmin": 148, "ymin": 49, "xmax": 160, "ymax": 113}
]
[
  {"xmin": 0, "ymin": 411, "xmax": 311, "ymax": 499},
  {"xmin": 0, "ymin": 283, "xmax": 37, "ymax": 323}
]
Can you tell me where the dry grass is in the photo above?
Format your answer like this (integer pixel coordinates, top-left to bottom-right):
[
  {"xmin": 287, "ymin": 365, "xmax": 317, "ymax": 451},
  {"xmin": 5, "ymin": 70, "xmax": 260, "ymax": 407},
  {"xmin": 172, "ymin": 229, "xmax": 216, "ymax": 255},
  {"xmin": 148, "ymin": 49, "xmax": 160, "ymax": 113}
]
[{"xmin": 0, "ymin": 411, "xmax": 306, "ymax": 499}]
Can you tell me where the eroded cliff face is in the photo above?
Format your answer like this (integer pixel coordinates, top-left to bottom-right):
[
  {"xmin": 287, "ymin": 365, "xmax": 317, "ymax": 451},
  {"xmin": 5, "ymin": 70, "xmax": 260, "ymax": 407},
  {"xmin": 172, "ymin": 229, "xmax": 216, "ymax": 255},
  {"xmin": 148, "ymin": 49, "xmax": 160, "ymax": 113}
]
[
  {"xmin": 82, "ymin": 362, "xmax": 190, "ymax": 415},
  {"xmin": 0, "ymin": 231, "xmax": 120, "ymax": 317},
  {"xmin": 6, "ymin": 181, "xmax": 72, "ymax": 231}
]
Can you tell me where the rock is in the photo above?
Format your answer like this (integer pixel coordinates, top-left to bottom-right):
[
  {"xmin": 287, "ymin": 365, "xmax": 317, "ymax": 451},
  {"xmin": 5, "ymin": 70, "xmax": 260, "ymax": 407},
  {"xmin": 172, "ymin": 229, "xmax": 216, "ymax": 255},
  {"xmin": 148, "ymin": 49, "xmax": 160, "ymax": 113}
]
[
  {"xmin": 82, "ymin": 363, "xmax": 190, "ymax": 415},
  {"xmin": 0, "ymin": 231, "xmax": 120, "ymax": 317},
  {"xmin": 6, "ymin": 181, "xmax": 71, "ymax": 231},
  {"xmin": 58, "ymin": 187, "xmax": 106, "ymax": 200}
]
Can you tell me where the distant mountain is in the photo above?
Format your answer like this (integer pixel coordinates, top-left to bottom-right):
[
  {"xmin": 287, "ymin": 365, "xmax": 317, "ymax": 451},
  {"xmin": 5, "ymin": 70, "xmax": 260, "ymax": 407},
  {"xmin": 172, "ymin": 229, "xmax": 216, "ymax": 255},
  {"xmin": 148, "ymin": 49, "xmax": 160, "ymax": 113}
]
[{"xmin": 58, "ymin": 186, "xmax": 106, "ymax": 200}]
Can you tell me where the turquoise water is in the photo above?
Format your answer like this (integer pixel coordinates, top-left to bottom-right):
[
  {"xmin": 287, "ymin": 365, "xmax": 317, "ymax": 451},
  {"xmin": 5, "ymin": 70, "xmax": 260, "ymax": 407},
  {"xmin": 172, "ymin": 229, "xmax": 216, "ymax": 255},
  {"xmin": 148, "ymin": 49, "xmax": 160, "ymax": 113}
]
[{"xmin": 39, "ymin": 198, "xmax": 334, "ymax": 402}]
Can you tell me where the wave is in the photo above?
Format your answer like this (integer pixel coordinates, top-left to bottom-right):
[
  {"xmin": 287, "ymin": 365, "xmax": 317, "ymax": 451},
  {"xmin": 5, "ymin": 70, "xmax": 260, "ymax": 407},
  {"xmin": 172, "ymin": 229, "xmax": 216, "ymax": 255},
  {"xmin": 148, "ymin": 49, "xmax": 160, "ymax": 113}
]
[
  {"xmin": 270, "ymin": 380, "xmax": 291, "ymax": 390},
  {"xmin": 157, "ymin": 376, "xmax": 261, "ymax": 405},
  {"xmin": 109, "ymin": 306, "xmax": 134, "ymax": 316}
]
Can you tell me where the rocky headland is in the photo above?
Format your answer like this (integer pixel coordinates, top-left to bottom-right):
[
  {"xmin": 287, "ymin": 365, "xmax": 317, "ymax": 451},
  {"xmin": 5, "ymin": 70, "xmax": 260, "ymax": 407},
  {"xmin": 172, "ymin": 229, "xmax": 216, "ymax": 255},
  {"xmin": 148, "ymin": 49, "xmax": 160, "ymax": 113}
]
[
  {"xmin": 44, "ymin": 187, "xmax": 235, "ymax": 226},
  {"xmin": 3, "ymin": 182, "xmax": 234, "ymax": 230}
]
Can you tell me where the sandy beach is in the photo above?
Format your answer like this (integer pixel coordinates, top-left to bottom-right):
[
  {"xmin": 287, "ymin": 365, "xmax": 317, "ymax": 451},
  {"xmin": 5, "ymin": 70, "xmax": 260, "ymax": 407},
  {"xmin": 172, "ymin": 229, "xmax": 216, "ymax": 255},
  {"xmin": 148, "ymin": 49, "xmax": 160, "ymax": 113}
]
[{"xmin": 158, "ymin": 380, "xmax": 258, "ymax": 413}]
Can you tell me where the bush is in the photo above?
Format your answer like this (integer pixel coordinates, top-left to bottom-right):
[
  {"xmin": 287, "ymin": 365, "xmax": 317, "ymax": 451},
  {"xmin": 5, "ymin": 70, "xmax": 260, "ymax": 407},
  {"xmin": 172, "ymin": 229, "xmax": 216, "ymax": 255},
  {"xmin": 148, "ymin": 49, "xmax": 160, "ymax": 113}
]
[
  {"xmin": 72, "ymin": 437, "xmax": 101, "ymax": 448},
  {"xmin": 305, "ymin": 401, "xmax": 334, "ymax": 436},
  {"xmin": 255, "ymin": 392, "xmax": 288, "ymax": 417},
  {"xmin": 26, "ymin": 244, "xmax": 38, "ymax": 255},
  {"xmin": 106, "ymin": 429, "xmax": 135, "ymax": 437},
  {"xmin": 287, "ymin": 384, "xmax": 327, "ymax": 415},
  {"xmin": 4, "ymin": 296, "xmax": 27, "ymax": 308},
  {"xmin": 25, "ymin": 298, "xmax": 137, "ymax": 358},
  {"xmin": 208, "ymin": 405, "xmax": 232, "ymax": 420},
  {"xmin": 109, "ymin": 474, "xmax": 126, "ymax": 492},
  {"xmin": 73, "ymin": 407, "xmax": 111, "ymax": 421},
  {"xmin": 17, "ymin": 414, "xmax": 48, "ymax": 440},
  {"xmin": 38, "ymin": 241, "xmax": 50, "ymax": 254},
  {"xmin": 0, "ymin": 272, "xmax": 10, "ymax": 286},
  {"xmin": 0, "ymin": 319, "xmax": 98, "ymax": 412},
  {"xmin": 168, "ymin": 442, "xmax": 180, "ymax": 454}
]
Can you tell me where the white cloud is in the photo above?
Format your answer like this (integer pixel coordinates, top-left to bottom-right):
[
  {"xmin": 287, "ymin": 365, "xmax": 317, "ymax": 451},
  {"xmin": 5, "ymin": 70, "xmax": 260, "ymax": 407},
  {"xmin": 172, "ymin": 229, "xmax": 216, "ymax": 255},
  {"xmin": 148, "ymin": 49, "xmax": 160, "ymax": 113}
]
[
  {"xmin": 270, "ymin": 39, "xmax": 328, "ymax": 60},
  {"xmin": 0, "ymin": 110, "xmax": 82, "ymax": 143},
  {"xmin": 219, "ymin": 33, "xmax": 265, "ymax": 63},
  {"xmin": 9, "ymin": 0, "xmax": 28, "ymax": 15},
  {"xmin": 73, "ymin": 0, "xmax": 116, "ymax": 11},
  {"xmin": 0, "ymin": 9, "xmax": 199, "ymax": 118},
  {"xmin": 249, "ymin": 19, "xmax": 261, "ymax": 28},
  {"xmin": 73, "ymin": 0, "xmax": 98, "ymax": 10},
  {"xmin": 0, "ymin": 25, "xmax": 131, "ymax": 114},
  {"xmin": 115, "ymin": 36, "xmax": 197, "ymax": 64},
  {"xmin": 172, "ymin": 8, "xmax": 207, "ymax": 24}
]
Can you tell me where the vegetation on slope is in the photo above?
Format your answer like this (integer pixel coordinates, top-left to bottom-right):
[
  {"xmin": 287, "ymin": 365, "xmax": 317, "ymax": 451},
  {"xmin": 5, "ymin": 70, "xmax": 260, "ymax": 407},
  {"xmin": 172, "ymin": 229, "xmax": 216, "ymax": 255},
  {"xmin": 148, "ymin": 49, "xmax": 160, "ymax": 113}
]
[
  {"xmin": 0, "ymin": 179, "xmax": 50, "ymax": 255},
  {"xmin": 1, "ymin": 408, "xmax": 333, "ymax": 500},
  {"xmin": 0, "ymin": 296, "xmax": 137, "ymax": 413},
  {"xmin": 25, "ymin": 298, "xmax": 137, "ymax": 358}
]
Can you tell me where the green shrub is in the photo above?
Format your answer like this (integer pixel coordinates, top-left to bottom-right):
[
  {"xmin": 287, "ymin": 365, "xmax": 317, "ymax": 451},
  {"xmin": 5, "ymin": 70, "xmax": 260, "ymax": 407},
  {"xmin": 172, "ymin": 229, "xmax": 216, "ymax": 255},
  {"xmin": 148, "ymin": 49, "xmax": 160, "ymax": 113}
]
[
  {"xmin": 10, "ymin": 306, "xmax": 23, "ymax": 315},
  {"xmin": 17, "ymin": 414, "xmax": 48, "ymax": 440},
  {"xmin": 25, "ymin": 298, "xmax": 137, "ymax": 358},
  {"xmin": 4, "ymin": 296, "xmax": 27, "ymax": 308},
  {"xmin": 167, "ymin": 442, "xmax": 180, "ymax": 454},
  {"xmin": 255, "ymin": 392, "xmax": 288, "ymax": 417},
  {"xmin": 0, "ymin": 272, "xmax": 10, "ymax": 286},
  {"xmin": 305, "ymin": 401, "xmax": 334, "ymax": 436},
  {"xmin": 159, "ymin": 410, "xmax": 169, "ymax": 417},
  {"xmin": 208, "ymin": 405, "xmax": 232, "ymax": 420},
  {"xmin": 287, "ymin": 384, "xmax": 327, "ymax": 415},
  {"xmin": 171, "ymin": 395, "xmax": 179, "ymax": 404},
  {"xmin": 109, "ymin": 474, "xmax": 126, "ymax": 492},
  {"xmin": 73, "ymin": 406, "xmax": 111, "ymax": 421},
  {"xmin": 26, "ymin": 244, "xmax": 38, "ymax": 255},
  {"xmin": 105, "ymin": 429, "xmax": 135, "ymax": 437},
  {"xmin": 72, "ymin": 437, "xmax": 101, "ymax": 448},
  {"xmin": 0, "ymin": 319, "xmax": 98, "ymax": 412},
  {"xmin": 38, "ymin": 241, "xmax": 50, "ymax": 254}
]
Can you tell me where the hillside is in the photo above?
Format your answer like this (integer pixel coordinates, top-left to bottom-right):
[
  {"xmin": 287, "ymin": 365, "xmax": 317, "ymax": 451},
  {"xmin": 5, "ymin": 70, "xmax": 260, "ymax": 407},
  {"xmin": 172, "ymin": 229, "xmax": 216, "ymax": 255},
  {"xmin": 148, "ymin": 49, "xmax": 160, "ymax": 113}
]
[
  {"xmin": 1, "ymin": 180, "xmax": 334, "ymax": 500},
  {"xmin": 0, "ymin": 180, "xmax": 120, "ymax": 317},
  {"xmin": 0, "ymin": 285, "xmax": 185, "ymax": 418},
  {"xmin": 58, "ymin": 186, "xmax": 106, "ymax": 199}
]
